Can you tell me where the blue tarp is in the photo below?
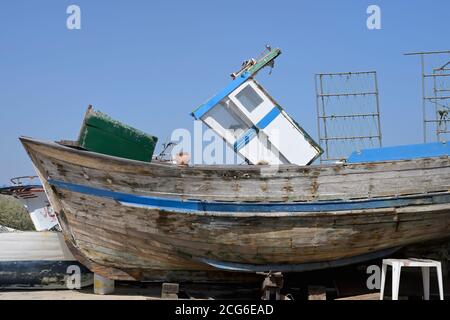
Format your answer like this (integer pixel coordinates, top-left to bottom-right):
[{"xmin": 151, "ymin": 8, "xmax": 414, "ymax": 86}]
[{"xmin": 347, "ymin": 142, "xmax": 449, "ymax": 163}]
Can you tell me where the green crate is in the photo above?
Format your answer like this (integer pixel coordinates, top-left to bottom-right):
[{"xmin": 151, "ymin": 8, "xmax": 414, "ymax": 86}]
[{"xmin": 77, "ymin": 106, "xmax": 158, "ymax": 162}]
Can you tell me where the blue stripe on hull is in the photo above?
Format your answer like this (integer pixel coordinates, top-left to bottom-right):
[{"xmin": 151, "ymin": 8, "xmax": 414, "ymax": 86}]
[
  {"xmin": 48, "ymin": 179, "xmax": 450, "ymax": 214},
  {"xmin": 195, "ymin": 246, "xmax": 401, "ymax": 272}
]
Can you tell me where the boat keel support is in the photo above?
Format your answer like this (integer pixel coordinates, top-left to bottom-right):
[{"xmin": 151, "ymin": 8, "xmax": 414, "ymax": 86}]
[
  {"xmin": 161, "ymin": 282, "xmax": 179, "ymax": 299},
  {"xmin": 94, "ymin": 274, "xmax": 115, "ymax": 295},
  {"xmin": 260, "ymin": 272, "xmax": 286, "ymax": 300}
]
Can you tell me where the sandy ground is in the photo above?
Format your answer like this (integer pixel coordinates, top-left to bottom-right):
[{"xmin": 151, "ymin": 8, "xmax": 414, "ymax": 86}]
[
  {"xmin": 0, "ymin": 282, "xmax": 262, "ymax": 300},
  {"xmin": 336, "ymin": 293, "xmax": 380, "ymax": 300},
  {"xmin": 0, "ymin": 285, "xmax": 162, "ymax": 300},
  {"xmin": 0, "ymin": 283, "xmax": 381, "ymax": 300},
  {"xmin": 0, "ymin": 290, "xmax": 381, "ymax": 300}
]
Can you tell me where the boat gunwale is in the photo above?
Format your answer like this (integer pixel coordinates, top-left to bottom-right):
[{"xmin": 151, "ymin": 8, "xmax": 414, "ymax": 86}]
[{"xmin": 19, "ymin": 136, "xmax": 450, "ymax": 173}]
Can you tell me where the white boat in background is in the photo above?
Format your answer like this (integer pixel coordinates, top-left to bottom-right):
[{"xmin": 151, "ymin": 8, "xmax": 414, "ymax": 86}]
[
  {"xmin": 0, "ymin": 230, "xmax": 92, "ymax": 289},
  {"xmin": 0, "ymin": 177, "xmax": 92, "ymax": 289},
  {"xmin": 0, "ymin": 176, "xmax": 60, "ymax": 231},
  {"xmin": 0, "ymin": 225, "xmax": 17, "ymax": 233}
]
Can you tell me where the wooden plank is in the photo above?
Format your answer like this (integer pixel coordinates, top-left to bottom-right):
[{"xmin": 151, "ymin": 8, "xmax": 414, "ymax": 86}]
[{"xmin": 161, "ymin": 283, "xmax": 179, "ymax": 299}]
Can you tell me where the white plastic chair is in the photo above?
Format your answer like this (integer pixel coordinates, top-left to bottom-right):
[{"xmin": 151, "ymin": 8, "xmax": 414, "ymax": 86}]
[{"xmin": 380, "ymin": 258, "xmax": 444, "ymax": 300}]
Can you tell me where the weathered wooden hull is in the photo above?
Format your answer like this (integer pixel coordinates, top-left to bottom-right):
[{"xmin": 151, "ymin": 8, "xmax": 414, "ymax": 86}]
[{"xmin": 20, "ymin": 137, "xmax": 450, "ymax": 281}]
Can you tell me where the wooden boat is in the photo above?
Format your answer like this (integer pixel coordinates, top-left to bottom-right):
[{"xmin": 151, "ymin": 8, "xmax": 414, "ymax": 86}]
[
  {"xmin": 0, "ymin": 230, "xmax": 93, "ymax": 289},
  {"xmin": 19, "ymin": 136, "xmax": 450, "ymax": 281}
]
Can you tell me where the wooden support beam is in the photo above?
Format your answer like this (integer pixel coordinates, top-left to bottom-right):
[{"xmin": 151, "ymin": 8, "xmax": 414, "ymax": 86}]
[
  {"xmin": 161, "ymin": 282, "xmax": 179, "ymax": 299},
  {"xmin": 93, "ymin": 274, "xmax": 115, "ymax": 295},
  {"xmin": 261, "ymin": 272, "xmax": 284, "ymax": 300}
]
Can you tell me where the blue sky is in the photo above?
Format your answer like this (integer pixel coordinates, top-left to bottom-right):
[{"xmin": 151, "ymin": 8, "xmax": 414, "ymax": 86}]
[{"xmin": 0, "ymin": 0, "xmax": 449, "ymax": 184}]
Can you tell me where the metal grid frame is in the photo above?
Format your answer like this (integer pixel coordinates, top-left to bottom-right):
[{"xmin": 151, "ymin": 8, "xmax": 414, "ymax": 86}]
[
  {"xmin": 315, "ymin": 71, "xmax": 382, "ymax": 163},
  {"xmin": 405, "ymin": 50, "xmax": 450, "ymax": 143}
]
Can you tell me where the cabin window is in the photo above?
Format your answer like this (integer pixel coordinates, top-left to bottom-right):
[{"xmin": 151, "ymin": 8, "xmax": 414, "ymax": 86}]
[
  {"xmin": 205, "ymin": 101, "xmax": 250, "ymax": 138},
  {"xmin": 236, "ymin": 84, "xmax": 264, "ymax": 113}
]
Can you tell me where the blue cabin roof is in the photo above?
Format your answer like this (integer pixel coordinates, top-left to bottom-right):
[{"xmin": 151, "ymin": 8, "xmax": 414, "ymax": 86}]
[{"xmin": 347, "ymin": 142, "xmax": 449, "ymax": 163}]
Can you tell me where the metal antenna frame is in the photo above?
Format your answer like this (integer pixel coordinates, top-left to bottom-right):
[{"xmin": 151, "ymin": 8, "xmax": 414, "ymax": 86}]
[
  {"xmin": 404, "ymin": 50, "xmax": 450, "ymax": 142},
  {"xmin": 315, "ymin": 71, "xmax": 382, "ymax": 163}
]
